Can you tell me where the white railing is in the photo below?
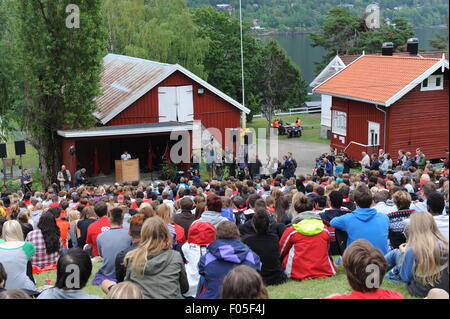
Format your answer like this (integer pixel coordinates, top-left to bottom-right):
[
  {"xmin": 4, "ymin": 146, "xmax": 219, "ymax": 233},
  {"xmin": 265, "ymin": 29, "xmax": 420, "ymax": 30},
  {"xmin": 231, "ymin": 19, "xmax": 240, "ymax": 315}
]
[{"xmin": 253, "ymin": 106, "xmax": 321, "ymax": 118}]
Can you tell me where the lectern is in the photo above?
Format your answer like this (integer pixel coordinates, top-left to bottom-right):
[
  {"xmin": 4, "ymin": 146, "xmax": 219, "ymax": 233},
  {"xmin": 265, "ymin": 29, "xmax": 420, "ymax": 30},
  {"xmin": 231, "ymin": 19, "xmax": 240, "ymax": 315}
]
[{"xmin": 115, "ymin": 159, "xmax": 140, "ymax": 183}]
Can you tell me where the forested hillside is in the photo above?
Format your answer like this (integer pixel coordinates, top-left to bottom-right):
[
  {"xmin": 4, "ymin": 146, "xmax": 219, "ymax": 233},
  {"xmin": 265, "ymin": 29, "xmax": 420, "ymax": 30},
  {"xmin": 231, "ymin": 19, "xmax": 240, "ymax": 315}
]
[{"xmin": 188, "ymin": 0, "xmax": 448, "ymax": 30}]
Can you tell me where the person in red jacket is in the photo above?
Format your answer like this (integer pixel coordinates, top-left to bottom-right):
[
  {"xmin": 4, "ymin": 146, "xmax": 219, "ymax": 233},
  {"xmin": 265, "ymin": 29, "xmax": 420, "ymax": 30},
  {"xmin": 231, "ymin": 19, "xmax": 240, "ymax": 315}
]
[
  {"xmin": 86, "ymin": 201, "xmax": 110, "ymax": 257},
  {"xmin": 325, "ymin": 239, "xmax": 404, "ymax": 299},
  {"xmin": 279, "ymin": 211, "xmax": 336, "ymax": 280}
]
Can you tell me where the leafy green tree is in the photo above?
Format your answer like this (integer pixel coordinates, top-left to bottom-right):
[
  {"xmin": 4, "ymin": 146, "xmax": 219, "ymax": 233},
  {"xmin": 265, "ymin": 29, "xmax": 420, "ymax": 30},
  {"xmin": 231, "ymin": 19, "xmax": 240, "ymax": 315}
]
[
  {"xmin": 429, "ymin": 16, "xmax": 448, "ymax": 50},
  {"xmin": 310, "ymin": 7, "xmax": 366, "ymax": 74},
  {"xmin": 193, "ymin": 6, "xmax": 264, "ymax": 120},
  {"xmin": 103, "ymin": 0, "xmax": 209, "ymax": 77},
  {"xmin": 0, "ymin": 0, "xmax": 15, "ymax": 139},
  {"xmin": 254, "ymin": 40, "xmax": 309, "ymax": 130},
  {"xmin": 13, "ymin": 0, "xmax": 107, "ymax": 188}
]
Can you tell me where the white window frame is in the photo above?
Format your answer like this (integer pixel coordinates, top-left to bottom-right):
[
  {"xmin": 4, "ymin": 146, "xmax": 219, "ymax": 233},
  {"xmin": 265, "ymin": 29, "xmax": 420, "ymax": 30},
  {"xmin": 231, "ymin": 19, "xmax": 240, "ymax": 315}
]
[
  {"xmin": 421, "ymin": 74, "xmax": 444, "ymax": 91},
  {"xmin": 331, "ymin": 110, "xmax": 347, "ymax": 136},
  {"xmin": 368, "ymin": 121, "xmax": 380, "ymax": 146}
]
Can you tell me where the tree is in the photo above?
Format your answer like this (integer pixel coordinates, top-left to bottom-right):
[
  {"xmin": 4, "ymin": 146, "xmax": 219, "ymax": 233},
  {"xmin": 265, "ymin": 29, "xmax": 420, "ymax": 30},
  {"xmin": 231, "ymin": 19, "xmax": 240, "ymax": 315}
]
[
  {"xmin": 254, "ymin": 40, "xmax": 308, "ymax": 131},
  {"xmin": 103, "ymin": 0, "xmax": 209, "ymax": 78},
  {"xmin": 429, "ymin": 16, "xmax": 448, "ymax": 50},
  {"xmin": 0, "ymin": 0, "xmax": 15, "ymax": 139},
  {"xmin": 13, "ymin": 0, "xmax": 107, "ymax": 189},
  {"xmin": 310, "ymin": 7, "xmax": 366, "ymax": 75},
  {"xmin": 193, "ymin": 6, "xmax": 263, "ymax": 117}
]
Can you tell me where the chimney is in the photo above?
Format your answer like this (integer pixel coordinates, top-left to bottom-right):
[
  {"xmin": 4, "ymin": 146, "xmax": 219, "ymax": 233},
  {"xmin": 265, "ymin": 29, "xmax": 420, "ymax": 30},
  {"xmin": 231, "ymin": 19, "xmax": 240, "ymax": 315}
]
[
  {"xmin": 381, "ymin": 42, "xmax": 394, "ymax": 56},
  {"xmin": 407, "ymin": 38, "xmax": 419, "ymax": 56}
]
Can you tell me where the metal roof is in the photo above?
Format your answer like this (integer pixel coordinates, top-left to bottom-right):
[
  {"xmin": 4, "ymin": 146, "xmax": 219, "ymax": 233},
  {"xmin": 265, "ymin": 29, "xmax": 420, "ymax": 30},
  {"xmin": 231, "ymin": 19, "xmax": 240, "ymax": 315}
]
[
  {"xmin": 57, "ymin": 121, "xmax": 192, "ymax": 138},
  {"xmin": 95, "ymin": 54, "xmax": 249, "ymax": 124}
]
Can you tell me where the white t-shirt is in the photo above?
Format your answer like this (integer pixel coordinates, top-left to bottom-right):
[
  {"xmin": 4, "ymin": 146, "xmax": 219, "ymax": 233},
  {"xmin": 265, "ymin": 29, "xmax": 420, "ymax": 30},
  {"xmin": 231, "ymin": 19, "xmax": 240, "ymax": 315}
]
[{"xmin": 121, "ymin": 153, "xmax": 131, "ymax": 160}]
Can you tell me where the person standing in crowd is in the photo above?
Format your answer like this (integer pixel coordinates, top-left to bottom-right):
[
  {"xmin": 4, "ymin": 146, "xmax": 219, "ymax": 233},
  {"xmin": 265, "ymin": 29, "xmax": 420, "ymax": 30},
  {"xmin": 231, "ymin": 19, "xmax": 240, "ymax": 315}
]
[
  {"xmin": 57, "ymin": 165, "xmax": 71, "ymax": 192},
  {"xmin": 124, "ymin": 216, "xmax": 188, "ymax": 299},
  {"xmin": 26, "ymin": 212, "xmax": 61, "ymax": 269},
  {"xmin": 121, "ymin": 151, "xmax": 131, "ymax": 161},
  {"xmin": 359, "ymin": 152, "xmax": 371, "ymax": 169},
  {"xmin": 21, "ymin": 169, "xmax": 33, "ymax": 193},
  {"xmin": 74, "ymin": 168, "xmax": 87, "ymax": 187},
  {"xmin": 415, "ymin": 148, "xmax": 427, "ymax": 171},
  {"xmin": 38, "ymin": 248, "xmax": 100, "ymax": 299},
  {"xmin": 197, "ymin": 221, "xmax": 261, "ymax": 299}
]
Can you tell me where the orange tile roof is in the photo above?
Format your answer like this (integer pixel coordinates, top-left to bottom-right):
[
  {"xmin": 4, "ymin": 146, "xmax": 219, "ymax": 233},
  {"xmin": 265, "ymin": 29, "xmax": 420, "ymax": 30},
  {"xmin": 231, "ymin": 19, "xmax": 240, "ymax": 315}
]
[{"xmin": 315, "ymin": 55, "xmax": 442, "ymax": 105}]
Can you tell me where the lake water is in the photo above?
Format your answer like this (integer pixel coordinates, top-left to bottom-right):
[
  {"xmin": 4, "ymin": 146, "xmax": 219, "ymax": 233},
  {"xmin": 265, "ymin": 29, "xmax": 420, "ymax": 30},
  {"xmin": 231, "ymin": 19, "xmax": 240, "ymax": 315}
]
[{"xmin": 262, "ymin": 28, "xmax": 446, "ymax": 97}]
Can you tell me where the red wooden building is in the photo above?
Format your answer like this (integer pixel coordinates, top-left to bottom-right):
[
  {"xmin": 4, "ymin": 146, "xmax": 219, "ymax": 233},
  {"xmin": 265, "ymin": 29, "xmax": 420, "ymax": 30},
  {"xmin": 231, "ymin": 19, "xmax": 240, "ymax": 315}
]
[
  {"xmin": 313, "ymin": 54, "xmax": 449, "ymax": 161},
  {"xmin": 57, "ymin": 54, "xmax": 249, "ymax": 176}
]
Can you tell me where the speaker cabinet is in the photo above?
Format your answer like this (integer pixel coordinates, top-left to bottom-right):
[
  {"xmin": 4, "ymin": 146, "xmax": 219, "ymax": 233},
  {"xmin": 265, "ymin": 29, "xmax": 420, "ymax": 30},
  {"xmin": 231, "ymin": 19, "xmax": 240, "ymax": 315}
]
[{"xmin": 15, "ymin": 140, "xmax": 26, "ymax": 156}]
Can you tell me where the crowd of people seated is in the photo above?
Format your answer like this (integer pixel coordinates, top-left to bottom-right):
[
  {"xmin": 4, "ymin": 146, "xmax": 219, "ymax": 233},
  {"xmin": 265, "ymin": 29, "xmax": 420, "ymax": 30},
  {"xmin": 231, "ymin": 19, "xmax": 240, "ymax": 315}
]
[{"xmin": 0, "ymin": 149, "xmax": 448, "ymax": 299}]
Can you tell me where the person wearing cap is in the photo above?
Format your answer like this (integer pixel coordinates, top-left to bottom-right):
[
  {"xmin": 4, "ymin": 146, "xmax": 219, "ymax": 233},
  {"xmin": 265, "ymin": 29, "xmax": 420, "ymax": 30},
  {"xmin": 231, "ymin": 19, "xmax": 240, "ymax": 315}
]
[
  {"xmin": 178, "ymin": 222, "xmax": 216, "ymax": 298},
  {"xmin": 279, "ymin": 210, "xmax": 336, "ymax": 280}
]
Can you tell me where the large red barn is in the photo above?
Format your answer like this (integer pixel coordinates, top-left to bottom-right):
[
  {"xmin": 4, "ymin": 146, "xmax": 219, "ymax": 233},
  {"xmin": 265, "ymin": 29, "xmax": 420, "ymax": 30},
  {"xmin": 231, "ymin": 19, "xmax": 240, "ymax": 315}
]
[
  {"xmin": 57, "ymin": 54, "xmax": 249, "ymax": 176},
  {"xmin": 313, "ymin": 54, "xmax": 449, "ymax": 161}
]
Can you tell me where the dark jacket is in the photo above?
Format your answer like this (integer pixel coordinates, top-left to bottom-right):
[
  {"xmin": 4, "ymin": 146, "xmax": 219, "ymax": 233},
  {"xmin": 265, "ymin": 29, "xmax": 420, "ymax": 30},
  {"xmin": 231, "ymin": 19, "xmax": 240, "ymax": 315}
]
[
  {"xmin": 243, "ymin": 233, "xmax": 287, "ymax": 286},
  {"xmin": 197, "ymin": 239, "xmax": 261, "ymax": 299},
  {"xmin": 115, "ymin": 242, "xmax": 139, "ymax": 282},
  {"xmin": 239, "ymin": 215, "xmax": 286, "ymax": 241},
  {"xmin": 173, "ymin": 210, "xmax": 195, "ymax": 239}
]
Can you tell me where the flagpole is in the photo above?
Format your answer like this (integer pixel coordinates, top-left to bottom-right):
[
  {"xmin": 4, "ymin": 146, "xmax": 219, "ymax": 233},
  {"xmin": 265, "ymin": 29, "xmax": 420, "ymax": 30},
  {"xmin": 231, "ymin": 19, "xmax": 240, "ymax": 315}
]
[{"xmin": 239, "ymin": 0, "xmax": 246, "ymax": 128}]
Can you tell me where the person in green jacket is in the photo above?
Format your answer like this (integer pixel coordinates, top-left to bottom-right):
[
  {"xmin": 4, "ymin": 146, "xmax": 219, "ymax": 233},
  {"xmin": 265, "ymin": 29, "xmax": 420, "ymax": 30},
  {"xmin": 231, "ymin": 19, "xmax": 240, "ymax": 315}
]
[{"xmin": 415, "ymin": 148, "xmax": 427, "ymax": 170}]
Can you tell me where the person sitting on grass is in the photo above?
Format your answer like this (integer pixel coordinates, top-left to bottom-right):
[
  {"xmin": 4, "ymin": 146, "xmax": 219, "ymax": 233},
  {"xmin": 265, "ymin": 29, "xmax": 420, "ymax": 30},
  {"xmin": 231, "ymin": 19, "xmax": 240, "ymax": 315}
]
[
  {"xmin": 37, "ymin": 248, "xmax": 101, "ymax": 299},
  {"xmin": 384, "ymin": 212, "xmax": 449, "ymax": 297},
  {"xmin": 279, "ymin": 204, "xmax": 336, "ymax": 281},
  {"xmin": 124, "ymin": 216, "xmax": 189, "ymax": 299},
  {"xmin": 331, "ymin": 184, "xmax": 389, "ymax": 254},
  {"xmin": 197, "ymin": 221, "xmax": 261, "ymax": 299},
  {"xmin": 93, "ymin": 207, "xmax": 131, "ymax": 286},
  {"xmin": 107, "ymin": 281, "xmax": 143, "ymax": 299},
  {"xmin": 242, "ymin": 209, "xmax": 287, "ymax": 286},
  {"xmin": 221, "ymin": 265, "xmax": 268, "ymax": 299},
  {"xmin": 325, "ymin": 239, "xmax": 404, "ymax": 299}
]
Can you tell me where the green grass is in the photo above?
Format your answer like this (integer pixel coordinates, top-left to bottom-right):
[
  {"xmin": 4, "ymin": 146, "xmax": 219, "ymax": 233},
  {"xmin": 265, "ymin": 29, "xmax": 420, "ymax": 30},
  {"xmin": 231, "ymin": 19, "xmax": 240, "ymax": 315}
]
[
  {"xmin": 34, "ymin": 260, "xmax": 105, "ymax": 298},
  {"xmin": 34, "ymin": 258, "xmax": 416, "ymax": 299},
  {"xmin": 5, "ymin": 141, "xmax": 39, "ymax": 169},
  {"xmin": 267, "ymin": 262, "xmax": 417, "ymax": 299},
  {"xmin": 247, "ymin": 113, "xmax": 329, "ymax": 145}
]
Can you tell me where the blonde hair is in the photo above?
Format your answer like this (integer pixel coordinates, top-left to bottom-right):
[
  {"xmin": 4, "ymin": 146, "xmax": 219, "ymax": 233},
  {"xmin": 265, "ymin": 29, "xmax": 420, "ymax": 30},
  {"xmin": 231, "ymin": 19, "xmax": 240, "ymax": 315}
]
[
  {"xmin": 124, "ymin": 216, "xmax": 172, "ymax": 277},
  {"xmin": 107, "ymin": 281, "xmax": 143, "ymax": 299},
  {"xmin": 155, "ymin": 204, "xmax": 172, "ymax": 224},
  {"xmin": 2, "ymin": 220, "xmax": 24, "ymax": 242},
  {"xmin": 290, "ymin": 192, "xmax": 305, "ymax": 216},
  {"xmin": 407, "ymin": 212, "xmax": 449, "ymax": 286},
  {"xmin": 67, "ymin": 209, "xmax": 80, "ymax": 223}
]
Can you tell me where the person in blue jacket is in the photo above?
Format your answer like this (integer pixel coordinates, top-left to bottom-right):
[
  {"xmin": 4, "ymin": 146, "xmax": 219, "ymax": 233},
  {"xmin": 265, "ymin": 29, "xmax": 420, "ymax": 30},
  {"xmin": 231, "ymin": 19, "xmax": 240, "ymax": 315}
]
[
  {"xmin": 331, "ymin": 184, "xmax": 389, "ymax": 254},
  {"xmin": 323, "ymin": 158, "xmax": 333, "ymax": 176},
  {"xmin": 197, "ymin": 221, "xmax": 261, "ymax": 299}
]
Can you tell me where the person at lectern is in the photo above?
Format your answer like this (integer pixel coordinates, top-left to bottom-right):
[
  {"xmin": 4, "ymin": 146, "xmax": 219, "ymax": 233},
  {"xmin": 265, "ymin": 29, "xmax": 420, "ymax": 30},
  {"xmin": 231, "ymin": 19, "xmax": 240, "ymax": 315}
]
[{"xmin": 121, "ymin": 151, "xmax": 131, "ymax": 161}]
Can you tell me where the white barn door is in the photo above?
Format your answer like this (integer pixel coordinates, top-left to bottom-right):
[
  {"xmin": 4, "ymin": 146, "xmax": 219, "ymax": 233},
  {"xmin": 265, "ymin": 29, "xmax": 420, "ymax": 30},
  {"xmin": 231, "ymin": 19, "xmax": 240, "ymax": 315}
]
[
  {"xmin": 158, "ymin": 87, "xmax": 177, "ymax": 122},
  {"xmin": 176, "ymin": 85, "xmax": 194, "ymax": 122},
  {"xmin": 158, "ymin": 85, "xmax": 194, "ymax": 122}
]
